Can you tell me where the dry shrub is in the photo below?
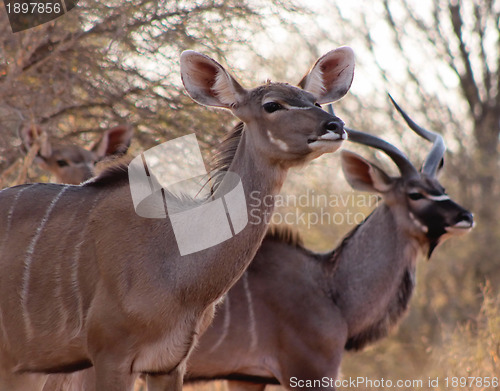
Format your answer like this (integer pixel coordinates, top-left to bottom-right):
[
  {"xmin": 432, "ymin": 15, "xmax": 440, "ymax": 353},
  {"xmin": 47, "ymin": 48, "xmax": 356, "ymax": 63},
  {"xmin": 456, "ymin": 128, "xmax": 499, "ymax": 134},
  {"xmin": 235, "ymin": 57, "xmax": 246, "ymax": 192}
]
[{"xmin": 430, "ymin": 284, "xmax": 500, "ymax": 391}]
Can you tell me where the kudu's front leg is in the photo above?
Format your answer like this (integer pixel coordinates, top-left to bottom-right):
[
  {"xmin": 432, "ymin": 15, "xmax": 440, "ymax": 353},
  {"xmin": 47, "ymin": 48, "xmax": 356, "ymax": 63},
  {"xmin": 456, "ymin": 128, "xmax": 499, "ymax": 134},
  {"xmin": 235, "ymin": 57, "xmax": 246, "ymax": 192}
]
[
  {"xmin": 92, "ymin": 356, "xmax": 137, "ymax": 391},
  {"xmin": 146, "ymin": 365, "xmax": 185, "ymax": 391},
  {"xmin": 277, "ymin": 319, "xmax": 346, "ymax": 391}
]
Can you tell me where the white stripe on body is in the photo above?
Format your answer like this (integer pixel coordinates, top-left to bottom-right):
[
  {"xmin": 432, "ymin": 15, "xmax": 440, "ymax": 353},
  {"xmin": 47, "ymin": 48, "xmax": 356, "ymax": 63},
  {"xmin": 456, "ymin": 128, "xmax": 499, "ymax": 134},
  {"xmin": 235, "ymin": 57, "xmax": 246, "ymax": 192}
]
[
  {"xmin": 0, "ymin": 185, "xmax": 34, "ymax": 345},
  {"xmin": 209, "ymin": 294, "xmax": 231, "ymax": 353},
  {"xmin": 54, "ymin": 195, "xmax": 88, "ymax": 334},
  {"xmin": 242, "ymin": 272, "xmax": 258, "ymax": 351},
  {"xmin": 69, "ymin": 194, "xmax": 103, "ymax": 338},
  {"xmin": 21, "ymin": 185, "xmax": 70, "ymax": 339},
  {"xmin": 0, "ymin": 185, "xmax": 34, "ymax": 252}
]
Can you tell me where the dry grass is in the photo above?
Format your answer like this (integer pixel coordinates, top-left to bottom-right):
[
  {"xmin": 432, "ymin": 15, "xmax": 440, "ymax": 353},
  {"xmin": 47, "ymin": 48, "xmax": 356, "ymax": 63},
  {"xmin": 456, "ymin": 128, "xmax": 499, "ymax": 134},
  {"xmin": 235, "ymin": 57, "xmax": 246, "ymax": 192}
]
[
  {"xmin": 430, "ymin": 284, "xmax": 500, "ymax": 391},
  {"xmin": 184, "ymin": 383, "xmax": 227, "ymax": 391},
  {"xmin": 339, "ymin": 285, "xmax": 500, "ymax": 391}
]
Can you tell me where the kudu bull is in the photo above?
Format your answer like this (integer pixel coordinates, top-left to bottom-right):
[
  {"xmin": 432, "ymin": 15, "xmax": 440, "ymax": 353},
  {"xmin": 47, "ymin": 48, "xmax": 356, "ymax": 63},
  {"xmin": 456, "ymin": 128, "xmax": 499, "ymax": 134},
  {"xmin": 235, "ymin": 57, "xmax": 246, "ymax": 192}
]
[
  {"xmin": 0, "ymin": 48, "xmax": 354, "ymax": 391},
  {"xmin": 180, "ymin": 99, "xmax": 474, "ymax": 391},
  {"xmin": 21, "ymin": 124, "xmax": 133, "ymax": 184}
]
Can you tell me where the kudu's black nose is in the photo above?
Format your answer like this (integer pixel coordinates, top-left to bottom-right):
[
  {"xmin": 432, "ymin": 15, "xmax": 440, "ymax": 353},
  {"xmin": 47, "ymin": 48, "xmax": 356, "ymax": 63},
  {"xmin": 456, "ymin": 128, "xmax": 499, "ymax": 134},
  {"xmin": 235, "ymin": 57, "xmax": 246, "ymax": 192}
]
[
  {"xmin": 325, "ymin": 119, "xmax": 345, "ymax": 136},
  {"xmin": 458, "ymin": 211, "xmax": 474, "ymax": 226}
]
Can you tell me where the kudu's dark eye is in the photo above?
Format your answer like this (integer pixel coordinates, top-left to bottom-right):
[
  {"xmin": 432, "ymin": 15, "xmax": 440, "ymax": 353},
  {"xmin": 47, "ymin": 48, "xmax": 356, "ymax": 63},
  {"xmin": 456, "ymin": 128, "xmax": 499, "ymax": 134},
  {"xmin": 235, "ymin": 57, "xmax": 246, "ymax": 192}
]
[
  {"xmin": 56, "ymin": 159, "xmax": 69, "ymax": 167},
  {"xmin": 263, "ymin": 102, "xmax": 283, "ymax": 113},
  {"xmin": 408, "ymin": 192, "xmax": 425, "ymax": 201},
  {"xmin": 315, "ymin": 103, "xmax": 321, "ymax": 108}
]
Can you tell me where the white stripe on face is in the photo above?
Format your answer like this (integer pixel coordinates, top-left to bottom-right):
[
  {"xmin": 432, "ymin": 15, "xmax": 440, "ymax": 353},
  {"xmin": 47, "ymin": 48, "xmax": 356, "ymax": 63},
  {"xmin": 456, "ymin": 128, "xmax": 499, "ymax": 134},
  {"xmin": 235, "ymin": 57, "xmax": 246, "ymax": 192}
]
[
  {"xmin": 281, "ymin": 101, "xmax": 314, "ymax": 111},
  {"xmin": 261, "ymin": 98, "xmax": 314, "ymax": 111},
  {"xmin": 267, "ymin": 130, "xmax": 290, "ymax": 152},
  {"xmin": 427, "ymin": 194, "xmax": 450, "ymax": 201},
  {"xmin": 285, "ymin": 106, "xmax": 311, "ymax": 110}
]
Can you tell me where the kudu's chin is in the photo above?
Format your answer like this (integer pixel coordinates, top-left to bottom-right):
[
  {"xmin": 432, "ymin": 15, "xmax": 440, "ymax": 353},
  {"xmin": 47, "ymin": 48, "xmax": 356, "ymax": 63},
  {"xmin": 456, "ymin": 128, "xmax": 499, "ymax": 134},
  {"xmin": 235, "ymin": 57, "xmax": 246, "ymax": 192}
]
[
  {"xmin": 308, "ymin": 135, "xmax": 346, "ymax": 156},
  {"xmin": 444, "ymin": 220, "xmax": 474, "ymax": 236},
  {"xmin": 304, "ymin": 141, "xmax": 344, "ymax": 163},
  {"xmin": 426, "ymin": 220, "xmax": 473, "ymax": 258}
]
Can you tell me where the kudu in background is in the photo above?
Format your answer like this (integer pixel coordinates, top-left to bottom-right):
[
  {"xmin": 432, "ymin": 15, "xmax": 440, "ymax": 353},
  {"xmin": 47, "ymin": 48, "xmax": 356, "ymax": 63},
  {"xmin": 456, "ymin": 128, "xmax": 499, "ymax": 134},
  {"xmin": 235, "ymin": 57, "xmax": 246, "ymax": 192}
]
[
  {"xmin": 21, "ymin": 124, "xmax": 133, "ymax": 184},
  {"xmin": 0, "ymin": 48, "xmax": 354, "ymax": 391},
  {"xmin": 180, "ymin": 99, "xmax": 472, "ymax": 390}
]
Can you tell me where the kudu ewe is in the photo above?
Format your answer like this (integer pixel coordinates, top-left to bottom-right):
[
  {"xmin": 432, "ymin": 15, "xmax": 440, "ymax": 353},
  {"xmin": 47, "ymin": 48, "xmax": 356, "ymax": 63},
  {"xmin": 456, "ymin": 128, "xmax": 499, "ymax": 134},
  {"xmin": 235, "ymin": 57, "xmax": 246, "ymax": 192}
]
[
  {"xmin": 182, "ymin": 99, "xmax": 472, "ymax": 390},
  {"xmin": 0, "ymin": 48, "xmax": 354, "ymax": 391},
  {"xmin": 21, "ymin": 124, "xmax": 133, "ymax": 184}
]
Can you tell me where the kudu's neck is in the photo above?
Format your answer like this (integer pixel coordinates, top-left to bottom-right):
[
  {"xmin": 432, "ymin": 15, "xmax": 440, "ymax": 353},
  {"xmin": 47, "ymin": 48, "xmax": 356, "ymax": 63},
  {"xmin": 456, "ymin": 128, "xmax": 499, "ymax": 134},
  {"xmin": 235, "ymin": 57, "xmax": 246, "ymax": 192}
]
[
  {"xmin": 176, "ymin": 128, "xmax": 287, "ymax": 305},
  {"xmin": 326, "ymin": 204, "xmax": 423, "ymax": 349},
  {"xmin": 228, "ymin": 130, "xmax": 287, "ymax": 199}
]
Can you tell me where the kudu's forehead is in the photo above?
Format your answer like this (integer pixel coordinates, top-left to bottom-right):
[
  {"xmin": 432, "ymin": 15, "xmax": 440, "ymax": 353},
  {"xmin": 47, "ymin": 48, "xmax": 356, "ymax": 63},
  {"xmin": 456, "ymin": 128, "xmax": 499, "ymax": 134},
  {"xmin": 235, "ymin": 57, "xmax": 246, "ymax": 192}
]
[{"xmin": 249, "ymin": 83, "xmax": 317, "ymax": 107}]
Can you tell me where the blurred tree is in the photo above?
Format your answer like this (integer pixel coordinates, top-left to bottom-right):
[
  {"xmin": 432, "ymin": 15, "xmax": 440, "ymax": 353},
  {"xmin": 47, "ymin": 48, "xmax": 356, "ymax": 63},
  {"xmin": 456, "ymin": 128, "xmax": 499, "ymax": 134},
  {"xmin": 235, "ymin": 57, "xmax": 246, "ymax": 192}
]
[{"xmin": 0, "ymin": 0, "xmax": 303, "ymax": 184}]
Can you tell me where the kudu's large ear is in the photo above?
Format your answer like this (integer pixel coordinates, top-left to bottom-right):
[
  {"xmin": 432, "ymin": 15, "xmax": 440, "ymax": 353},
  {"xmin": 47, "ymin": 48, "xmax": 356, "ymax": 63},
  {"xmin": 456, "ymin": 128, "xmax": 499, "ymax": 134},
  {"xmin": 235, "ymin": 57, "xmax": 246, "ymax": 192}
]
[
  {"xmin": 181, "ymin": 51, "xmax": 248, "ymax": 109},
  {"xmin": 91, "ymin": 125, "xmax": 133, "ymax": 159},
  {"xmin": 341, "ymin": 150, "xmax": 394, "ymax": 193},
  {"xmin": 298, "ymin": 46, "xmax": 355, "ymax": 104},
  {"xmin": 21, "ymin": 125, "xmax": 52, "ymax": 159}
]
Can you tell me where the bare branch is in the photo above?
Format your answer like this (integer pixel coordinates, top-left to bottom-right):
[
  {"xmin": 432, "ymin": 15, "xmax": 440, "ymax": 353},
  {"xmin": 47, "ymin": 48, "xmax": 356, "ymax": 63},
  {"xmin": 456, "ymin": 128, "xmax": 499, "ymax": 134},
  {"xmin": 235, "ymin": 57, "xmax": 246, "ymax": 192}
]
[
  {"xmin": 449, "ymin": 2, "xmax": 482, "ymax": 116},
  {"xmin": 474, "ymin": 3, "xmax": 492, "ymax": 101}
]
